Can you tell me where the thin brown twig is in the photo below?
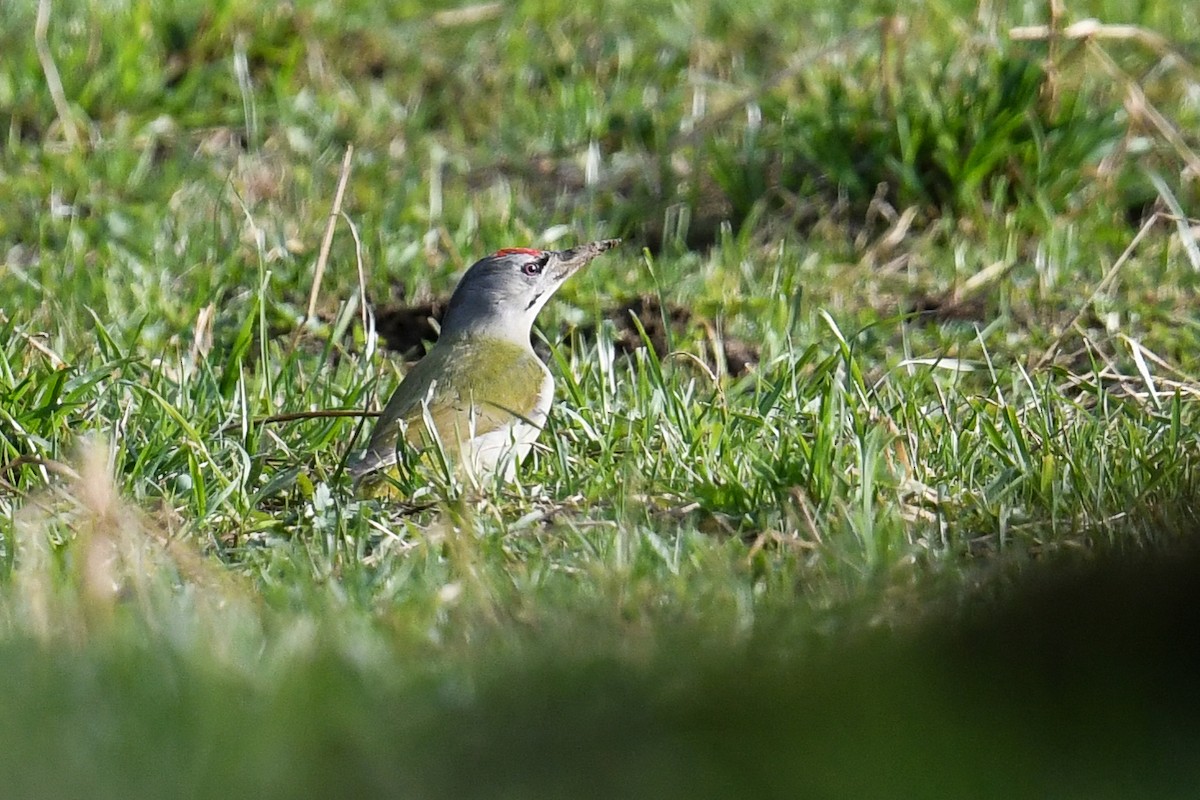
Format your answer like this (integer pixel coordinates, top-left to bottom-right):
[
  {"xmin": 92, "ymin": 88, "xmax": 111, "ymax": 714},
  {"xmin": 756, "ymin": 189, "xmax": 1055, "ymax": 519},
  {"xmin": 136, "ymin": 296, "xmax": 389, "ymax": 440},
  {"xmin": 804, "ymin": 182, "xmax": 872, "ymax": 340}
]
[
  {"xmin": 34, "ymin": 0, "xmax": 81, "ymax": 151},
  {"xmin": 1, "ymin": 454, "xmax": 81, "ymax": 481},
  {"xmin": 260, "ymin": 408, "xmax": 380, "ymax": 424},
  {"xmin": 1116, "ymin": 333, "xmax": 1200, "ymax": 384},
  {"xmin": 1010, "ymin": 18, "xmax": 1171, "ymax": 54},
  {"xmin": 218, "ymin": 408, "xmax": 380, "ymax": 434},
  {"xmin": 15, "ymin": 328, "xmax": 68, "ymax": 369},
  {"xmin": 1045, "ymin": 0, "xmax": 1065, "ymax": 105},
  {"xmin": 1085, "ymin": 42, "xmax": 1200, "ymax": 179},
  {"xmin": 1011, "ymin": 19, "xmax": 1200, "ymax": 173},
  {"xmin": 303, "ymin": 144, "xmax": 355, "ymax": 325},
  {"xmin": 431, "ymin": 2, "xmax": 502, "ymax": 26},
  {"xmin": 666, "ymin": 349, "xmax": 719, "ymax": 385},
  {"xmin": 1033, "ymin": 212, "xmax": 1161, "ymax": 370},
  {"xmin": 1053, "ymin": 333, "xmax": 1200, "ymax": 404}
]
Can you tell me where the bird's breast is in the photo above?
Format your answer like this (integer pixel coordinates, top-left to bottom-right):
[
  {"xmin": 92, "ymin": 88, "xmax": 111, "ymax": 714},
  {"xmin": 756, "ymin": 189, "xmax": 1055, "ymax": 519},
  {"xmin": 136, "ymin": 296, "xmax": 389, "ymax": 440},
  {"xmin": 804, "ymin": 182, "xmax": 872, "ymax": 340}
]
[{"xmin": 462, "ymin": 368, "xmax": 553, "ymax": 481}]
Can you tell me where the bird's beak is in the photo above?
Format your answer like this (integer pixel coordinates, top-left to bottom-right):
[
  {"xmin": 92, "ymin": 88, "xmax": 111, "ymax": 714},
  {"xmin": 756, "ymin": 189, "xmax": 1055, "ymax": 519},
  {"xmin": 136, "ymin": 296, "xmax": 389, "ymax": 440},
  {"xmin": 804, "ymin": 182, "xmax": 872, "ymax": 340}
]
[{"xmin": 546, "ymin": 238, "xmax": 621, "ymax": 283}]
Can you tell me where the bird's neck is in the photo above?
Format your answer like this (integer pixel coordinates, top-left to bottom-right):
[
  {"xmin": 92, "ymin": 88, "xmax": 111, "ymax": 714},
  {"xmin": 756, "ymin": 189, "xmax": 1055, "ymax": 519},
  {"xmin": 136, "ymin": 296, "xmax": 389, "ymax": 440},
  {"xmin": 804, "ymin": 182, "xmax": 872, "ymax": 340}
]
[{"xmin": 440, "ymin": 304, "xmax": 535, "ymax": 349}]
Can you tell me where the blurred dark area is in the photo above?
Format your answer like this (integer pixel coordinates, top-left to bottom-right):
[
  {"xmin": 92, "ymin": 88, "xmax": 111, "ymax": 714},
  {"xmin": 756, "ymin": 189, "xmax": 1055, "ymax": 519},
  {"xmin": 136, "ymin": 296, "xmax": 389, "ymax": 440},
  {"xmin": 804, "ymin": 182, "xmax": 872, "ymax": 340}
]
[
  {"xmin": 393, "ymin": 542, "xmax": 1200, "ymax": 799},
  {"xmin": 5, "ymin": 534, "xmax": 1198, "ymax": 799}
]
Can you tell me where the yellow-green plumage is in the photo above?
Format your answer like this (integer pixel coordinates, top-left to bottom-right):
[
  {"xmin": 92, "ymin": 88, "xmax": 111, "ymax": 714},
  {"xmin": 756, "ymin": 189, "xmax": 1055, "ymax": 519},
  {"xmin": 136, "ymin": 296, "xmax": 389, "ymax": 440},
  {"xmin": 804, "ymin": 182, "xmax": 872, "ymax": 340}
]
[{"xmin": 350, "ymin": 335, "xmax": 551, "ymax": 488}]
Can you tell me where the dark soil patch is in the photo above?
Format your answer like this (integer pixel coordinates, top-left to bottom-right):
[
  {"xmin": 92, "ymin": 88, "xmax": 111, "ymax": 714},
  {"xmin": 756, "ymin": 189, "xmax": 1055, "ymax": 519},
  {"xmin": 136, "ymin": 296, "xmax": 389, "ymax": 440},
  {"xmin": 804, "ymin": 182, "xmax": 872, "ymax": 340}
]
[
  {"xmin": 586, "ymin": 295, "xmax": 758, "ymax": 378},
  {"xmin": 371, "ymin": 295, "xmax": 758, "ymax": 377},
  {"xmin": 375, "ymin": 300, "xmax": 447, "ymax": 360},
  {"xmin": 904, "ymin": 291, "xmax": 989, "ymax": 325}
]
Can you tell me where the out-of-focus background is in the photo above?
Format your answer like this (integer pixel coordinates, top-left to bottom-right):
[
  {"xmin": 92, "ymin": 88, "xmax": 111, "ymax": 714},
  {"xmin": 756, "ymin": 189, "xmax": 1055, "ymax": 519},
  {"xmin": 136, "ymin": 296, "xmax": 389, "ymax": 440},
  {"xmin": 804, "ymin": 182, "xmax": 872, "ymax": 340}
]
[{"xmin": 2, "ymin": 1, "xmax": 1199, "ymax": 796}]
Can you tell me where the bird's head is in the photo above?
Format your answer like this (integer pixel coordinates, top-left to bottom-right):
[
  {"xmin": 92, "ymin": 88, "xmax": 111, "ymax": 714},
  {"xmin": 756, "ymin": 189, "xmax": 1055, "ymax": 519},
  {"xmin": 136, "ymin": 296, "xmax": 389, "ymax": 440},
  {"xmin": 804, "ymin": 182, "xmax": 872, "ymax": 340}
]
[{"xmin": 439, "ymin": 239, "xmax": 620, "ymax": 343}]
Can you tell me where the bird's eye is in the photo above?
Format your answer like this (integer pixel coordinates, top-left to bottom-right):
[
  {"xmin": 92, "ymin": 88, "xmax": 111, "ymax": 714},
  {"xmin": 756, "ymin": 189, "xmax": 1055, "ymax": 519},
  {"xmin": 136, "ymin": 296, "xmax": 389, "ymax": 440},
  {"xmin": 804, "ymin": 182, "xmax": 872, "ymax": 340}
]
[{"xmin": 522, "ymin": 257, "xmax": 546, "ymax": 276}]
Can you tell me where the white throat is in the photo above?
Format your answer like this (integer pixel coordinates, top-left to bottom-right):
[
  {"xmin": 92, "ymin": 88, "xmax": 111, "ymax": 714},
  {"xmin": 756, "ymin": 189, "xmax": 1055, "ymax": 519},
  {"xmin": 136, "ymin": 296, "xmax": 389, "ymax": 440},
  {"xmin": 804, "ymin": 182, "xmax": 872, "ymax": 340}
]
[{"xmin": 440, "ymin": 287, "xmax": 554, "ymax": 347}]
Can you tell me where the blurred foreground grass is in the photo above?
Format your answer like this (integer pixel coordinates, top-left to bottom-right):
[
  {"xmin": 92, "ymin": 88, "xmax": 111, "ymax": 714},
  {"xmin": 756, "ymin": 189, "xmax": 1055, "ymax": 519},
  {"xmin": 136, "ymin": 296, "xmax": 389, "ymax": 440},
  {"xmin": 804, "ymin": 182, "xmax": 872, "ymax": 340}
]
[{"xmin": 4, "ymin": 447, "xmax": 1198, "ymax": 798}]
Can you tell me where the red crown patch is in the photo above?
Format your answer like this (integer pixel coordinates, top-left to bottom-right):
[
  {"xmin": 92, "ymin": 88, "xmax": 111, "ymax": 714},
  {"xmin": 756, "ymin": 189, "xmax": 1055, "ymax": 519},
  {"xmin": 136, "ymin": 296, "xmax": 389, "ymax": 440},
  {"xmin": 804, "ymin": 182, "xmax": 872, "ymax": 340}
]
[{"xmin": 494, "ymin": 247, "xmax": 542, "ymax": 257}]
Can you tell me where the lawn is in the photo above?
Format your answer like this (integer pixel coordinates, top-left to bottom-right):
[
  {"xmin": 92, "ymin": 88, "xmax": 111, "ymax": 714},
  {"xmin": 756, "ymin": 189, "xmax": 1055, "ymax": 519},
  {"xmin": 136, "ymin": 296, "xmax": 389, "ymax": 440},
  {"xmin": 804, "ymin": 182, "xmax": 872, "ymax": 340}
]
[{"xmin": 2, "ymin": 0, "xmax": 1199, "ymax": 797}]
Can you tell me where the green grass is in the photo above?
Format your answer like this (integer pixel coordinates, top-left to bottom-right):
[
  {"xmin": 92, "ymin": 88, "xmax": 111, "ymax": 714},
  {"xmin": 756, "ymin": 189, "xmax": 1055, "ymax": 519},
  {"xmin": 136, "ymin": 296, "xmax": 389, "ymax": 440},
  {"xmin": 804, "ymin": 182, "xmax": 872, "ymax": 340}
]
[{"xmin": 2, "ymin": 0, "xmax": 1200, "ymax": 796}]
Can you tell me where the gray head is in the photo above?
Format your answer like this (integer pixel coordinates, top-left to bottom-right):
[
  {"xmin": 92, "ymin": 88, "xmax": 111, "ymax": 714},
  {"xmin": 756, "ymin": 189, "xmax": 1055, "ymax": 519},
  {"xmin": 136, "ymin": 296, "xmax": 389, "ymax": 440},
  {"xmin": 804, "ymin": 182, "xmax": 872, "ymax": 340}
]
[{"xmin": 438, "ymin": 239, "xmax": 620, "ymax": 343}]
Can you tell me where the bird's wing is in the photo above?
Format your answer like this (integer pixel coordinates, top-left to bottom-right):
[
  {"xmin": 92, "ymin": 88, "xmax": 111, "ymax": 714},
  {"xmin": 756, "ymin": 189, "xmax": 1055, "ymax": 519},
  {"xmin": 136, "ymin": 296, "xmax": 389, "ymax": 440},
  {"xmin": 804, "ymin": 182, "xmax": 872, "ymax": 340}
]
[{"xmin": 349, "ymin": 340, "xmax": 547, "ymax": 479}]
